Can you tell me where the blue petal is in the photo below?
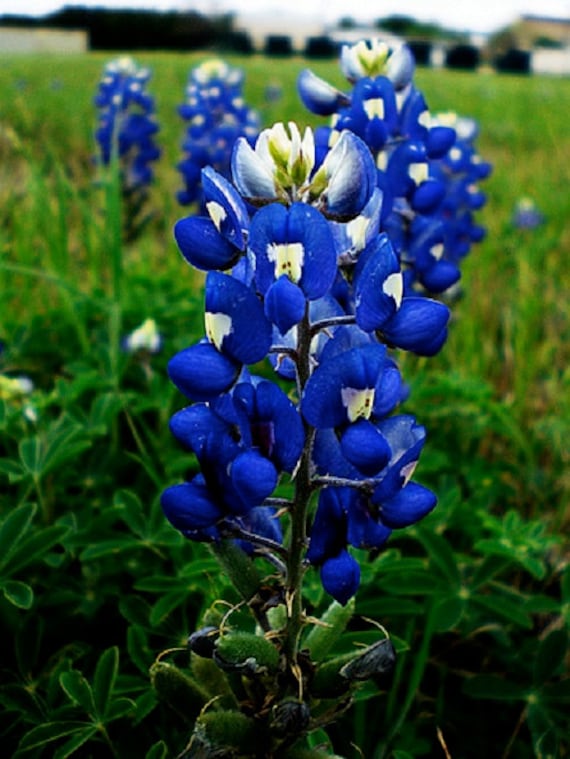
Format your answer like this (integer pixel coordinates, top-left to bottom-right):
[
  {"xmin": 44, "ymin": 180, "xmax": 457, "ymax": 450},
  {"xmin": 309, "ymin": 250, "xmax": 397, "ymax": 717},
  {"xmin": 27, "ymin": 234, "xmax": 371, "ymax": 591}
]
[
  {"xmin": 168, "ymin": 341, "xmax": 240, "ymax": 401},
  {"xmin": 205, "ymin": 271, "xmax": 273, "ymax": 364},
  {"xmin": 354, "ymin": 234, "xmax": 402, "ymax": 332},
  {"xmin": 302, "ymin": 343, "xmax": 387, "ymax": 428},
  {"xmin": 420, "ymin": 261, "xmax": 461, "ymax": 293},
  {"xmin": 161, "ymin": 478, "xmax": 222, "ymax": 531},
  {"xmin": 235, "ymin": 379, "xmax": 304, "ymax": 473},
  {"xmin": 264, "ymin": 276, "xmax": 307, "ymax": 334},
  {"xmin": 174, "ymin": 216, "xmax": 240, "ymax": 271},
  {"xmin": 169, "ymin": 404, "xmax": 229, "ymax": 457},
  {"xmin": 321, "ymin": 131, "xmax": 377, "ymax": 218},
  {"xmin": 230, "ymin": 450, "xmax": 278, "ymax": 510},
  {"xmin": 340, "ymin": 420, "xmax": 391, "ymax": 476},
  {"xmin": 380, "ymin": 482, "xmax": 437, "ymax": 528},
  {"xmin": 381, "ymin": 297, "xmax": 450, "ymax": 356},
  {"xmin": 346, "ymin": 494, "xmax": 392, "ymax": 549},
  {"xmin": 297, "ymin": 68, "xmax": 350, "ymax": 116},
  {"xmin": 426, "ymin": 125, "xmax": 456, "ymax": 158},
  {"xmin": 231, "ymin": 136, "xmax": 276, "ymax": 201},
  {"xmin": 201, "ymin": 166, "xmax": 250, "ymax": 250},
  {"xmin": 307, "ymin": 487, "xmax": 357, "ymax": 566},
  {"xmin": 248, "ymin": 202, "xmax": 337, "ymax": 299},
  {"xmin": 320, "ymin": 549, "xmax": 361, "ymax": 605}
]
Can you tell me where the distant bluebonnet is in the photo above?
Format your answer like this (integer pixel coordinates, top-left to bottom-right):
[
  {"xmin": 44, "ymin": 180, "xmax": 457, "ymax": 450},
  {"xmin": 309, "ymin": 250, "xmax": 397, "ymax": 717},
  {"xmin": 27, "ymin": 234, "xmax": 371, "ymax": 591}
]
[
  {"xmin": 122, "ymin": 318, "xmax": 162, "ymax": 355},
  {"xmin": 511, "ymin": 196, "xmax": 544, "ymax": 229},
  {"xmin": 177, "ymin": 59, "xmax": 260, "ymax": 209},
  {"xmin": 298, "ymin": 39, "xmax": 491, "ymax": 298},
  {"xmin": 162, "ymin": 112, "xmax": 448, "ymax": 604},
  {"xmin": 94, "ymin": 56, "xmax": 160, "ymax": 239}
]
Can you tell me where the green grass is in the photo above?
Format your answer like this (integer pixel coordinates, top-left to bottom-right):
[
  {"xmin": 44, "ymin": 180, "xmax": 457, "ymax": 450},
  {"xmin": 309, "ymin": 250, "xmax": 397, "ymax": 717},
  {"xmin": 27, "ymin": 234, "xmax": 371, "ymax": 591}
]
[{"xmin": 0, "ymin": 52, "xmax": 568, "ymax": 758}]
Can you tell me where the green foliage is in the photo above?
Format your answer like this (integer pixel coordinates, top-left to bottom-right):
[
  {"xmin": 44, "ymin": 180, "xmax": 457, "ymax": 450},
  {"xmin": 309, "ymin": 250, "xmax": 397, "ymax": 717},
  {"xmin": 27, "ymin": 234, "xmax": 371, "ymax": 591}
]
[{"xmin": 0, "ymin": 52, "xmax": 568, "ymax": 758}]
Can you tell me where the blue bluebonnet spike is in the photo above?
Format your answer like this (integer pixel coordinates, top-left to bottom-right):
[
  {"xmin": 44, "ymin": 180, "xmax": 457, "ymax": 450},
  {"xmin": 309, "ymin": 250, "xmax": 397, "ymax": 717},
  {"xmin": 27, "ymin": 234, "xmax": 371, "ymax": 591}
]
[
  {"xmin": 94, "ymin": 56, "xmax": 160, "ymax": 240},
  {"xmin": 176, "ymin": 59, "xmax": 260, "ymax": 208}
]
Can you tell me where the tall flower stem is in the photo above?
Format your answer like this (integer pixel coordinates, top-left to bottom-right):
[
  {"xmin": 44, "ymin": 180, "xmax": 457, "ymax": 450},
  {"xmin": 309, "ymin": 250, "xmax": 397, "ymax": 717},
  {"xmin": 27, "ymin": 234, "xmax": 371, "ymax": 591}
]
[{"xmin": 283, "ymin": 309, "xmax": 314, "ymax": 675}]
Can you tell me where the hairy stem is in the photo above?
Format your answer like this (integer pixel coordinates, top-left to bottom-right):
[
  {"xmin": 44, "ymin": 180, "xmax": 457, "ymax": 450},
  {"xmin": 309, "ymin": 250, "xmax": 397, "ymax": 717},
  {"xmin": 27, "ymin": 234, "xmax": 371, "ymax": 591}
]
[{"xmin": 282, "ymin": 308, "xmax": 314, "ymax": 673}]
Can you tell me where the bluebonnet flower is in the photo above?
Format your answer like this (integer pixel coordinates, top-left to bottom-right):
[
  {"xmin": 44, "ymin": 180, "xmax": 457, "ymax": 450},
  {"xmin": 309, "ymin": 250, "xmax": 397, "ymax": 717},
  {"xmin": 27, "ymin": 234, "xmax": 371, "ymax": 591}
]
[
  {"xmin": 162, "ymin": 116, "xmax": 447, "ymax": 605},
  {"xmin": 511, "ymin": 196, "xmax": 544, "ymax": 229},
  {"xmin": 94, "ymin": 56, "xmax": 160, "ymax": 240},
  {"xmin": 177, "ymin": 59, "xmax": 260, "ymax": 208},
  {"xmin": 122, "ymin": 318, "xmax": 162, "ymax": 355},
  {"xmin": 298, "ymin": 39, "xmax": 491, "ymax": 298}
]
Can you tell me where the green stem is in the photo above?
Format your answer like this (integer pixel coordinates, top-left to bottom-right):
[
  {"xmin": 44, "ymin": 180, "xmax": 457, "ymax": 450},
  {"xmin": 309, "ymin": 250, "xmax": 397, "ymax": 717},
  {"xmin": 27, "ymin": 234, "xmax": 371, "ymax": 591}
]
[{"xmin": 282, "ymin": 309, "xmax": 313, "ymax": 671}]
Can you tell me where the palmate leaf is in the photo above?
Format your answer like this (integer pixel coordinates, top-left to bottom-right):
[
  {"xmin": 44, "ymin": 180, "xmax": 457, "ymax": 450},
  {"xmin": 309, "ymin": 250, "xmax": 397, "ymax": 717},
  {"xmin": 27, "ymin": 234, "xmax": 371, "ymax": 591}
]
[
  {"xmin": 534, "ymin": 628, "xmax": 569, "ymax": 685},
  {"xmin": 2, "ymin": 579, "xmax": 34, "ymax": 609},
  {"xmin": 52, "ymin": 726, "xmax": 99, "ymax": 759},
  {"xmin": 0, "ymin": 502, "xmax": 36, "ymax": 572},
  {"xmin": 2, "ymin": 523, "xmax": 70, "ymax": 576},
  {"xmin": 16, "ymin": 721, "xmax": 94, "ymax": 755},
  {"xmin": 471, "ymin": 592, "xmax": 533, "ymax": 629},
  {"xmin": 59, "ymin": 671, "xmax": 96, "ymax": 716},
  {"xmin": 93, "ymin": 647, "xmax": 119, "ymax": 717}
]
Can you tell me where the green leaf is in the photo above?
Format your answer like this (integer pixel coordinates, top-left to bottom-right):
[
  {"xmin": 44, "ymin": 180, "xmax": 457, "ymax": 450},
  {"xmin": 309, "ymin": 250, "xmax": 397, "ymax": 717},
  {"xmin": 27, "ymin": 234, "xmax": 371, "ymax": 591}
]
[
  {"xmin": 79, "ymin": 538, "xmax": 139, "ymax": 561},
  {"xmin": 542, "ymin": 679, "xmax": 570, "ymax": 704},
  {"xmin": 376, "ymin": 571, "xmax": 442, "ymax": 596},
  {"xmin": 414, "ymin": 526, "xmax": 461, "ymax": 585},
  {"xmin": 471, "ymin": 593, "xmax": 533, "ymax": 629},
  {"xmin": 533, "ymin": 628, "xmax": 568, "ymax": 685},
  {"xmin": 17, "ymin": 721, "xmax": 93, "ymax": 753},
  {"xmin": 3, "ymin": 523, "xmax": 70, "ymax": 576},
  {"xmin": 114, "ymin": 489, "xmax": 146, "ymax": 537},
  {"xmin": 463, "ymin": 674, "xmax": 526, "ymax": 701},
  {"xmin": 52, "ymin": 725, "xmax": 99, "ymax": 759},
  {"xmin": 2, "ymin": 580, "xmax": 34, "ymax": 609},
  {"xmin": 0, "ymin": 502, "xmax": 36, "ymax": 572},
  {"xmin": 149, "ymin": 591, "xmax": 187, "ymax": 626},
  {"xmin": 19, "ymin": 437, "xmax": 42, "ymax": 477},
  {"xmin": 145, "ymin": 740, "xmax": 169, "ymax": 759},
  {"xmin": 431, "ymin": 596, "xmax": 466, "ymax": 632},
  {"xmin": 41, "ymin": 423, "xmax": 91, "ymax": 477},
  {"xmin": 0, "ymin": 458, "xmax": 25, "ymax": 481},
  {"xmin": 127, "ymin": 625, "xmax": 154, "ymax": 675},
  {"xmin": 471, "ymin": 554, "xmax": 512, "ymax": 588},
  {"xmin": 105, "ymin": 697, "xmax": 135, "ymax": 722},
  {"xmin": 59, "ymin": 671, "xmax": 96, "ymax": 716},
  {"xmin": 93, "ymin": 647, "xmax": 119, "ymax": 717}
]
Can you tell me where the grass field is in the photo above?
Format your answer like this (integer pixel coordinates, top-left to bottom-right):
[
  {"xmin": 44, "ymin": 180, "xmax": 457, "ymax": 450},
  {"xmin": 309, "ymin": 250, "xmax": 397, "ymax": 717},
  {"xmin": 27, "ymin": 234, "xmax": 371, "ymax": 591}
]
[{"xmin": 0, "ymin": 51, "xmax": 568, "ymax": 758}]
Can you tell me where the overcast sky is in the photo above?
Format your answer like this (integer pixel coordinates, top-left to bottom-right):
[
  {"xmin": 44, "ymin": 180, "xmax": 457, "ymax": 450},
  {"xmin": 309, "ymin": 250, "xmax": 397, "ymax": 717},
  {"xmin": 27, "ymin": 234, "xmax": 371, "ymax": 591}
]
[{"xmin": 2, "ymin": 0, "xmax": 570, "ymax": 34}]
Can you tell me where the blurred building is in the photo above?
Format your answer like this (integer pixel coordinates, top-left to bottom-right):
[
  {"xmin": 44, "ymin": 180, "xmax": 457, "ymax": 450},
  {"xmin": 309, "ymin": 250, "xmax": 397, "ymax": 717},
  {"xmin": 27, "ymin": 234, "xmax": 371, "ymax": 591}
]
[{"xmin": 0, "ymin": 26, "xmax": 87, "ymax": 53}]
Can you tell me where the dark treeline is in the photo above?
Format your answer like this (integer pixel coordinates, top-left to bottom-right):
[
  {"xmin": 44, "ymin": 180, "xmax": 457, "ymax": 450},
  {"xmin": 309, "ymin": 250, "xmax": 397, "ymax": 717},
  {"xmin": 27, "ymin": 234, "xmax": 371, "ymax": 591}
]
[{"xmin": 0, "ymin": 6, "xmax": 235, "ymax": 50}]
